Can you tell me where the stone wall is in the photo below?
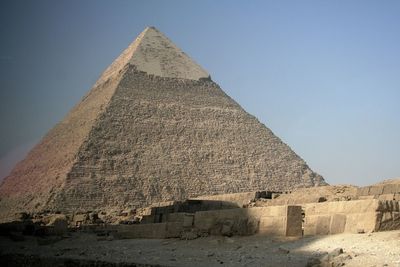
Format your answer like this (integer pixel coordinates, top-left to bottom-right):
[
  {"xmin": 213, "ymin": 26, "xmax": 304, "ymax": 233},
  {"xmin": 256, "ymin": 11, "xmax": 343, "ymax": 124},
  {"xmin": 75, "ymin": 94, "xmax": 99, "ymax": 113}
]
[
  {"xmin": 194, "ymin": 206, "xmax": 302, "ymax": 237},
  {"xmin": 112, "ymin": 205, "xmax": 303, "ymax": 239},
  {"xmin": 303, "ymin": 199, "xmax": 400, "ymax": 235},
  {"xmin": 113, "ymin": 222, "xmax": 183, "ymax": 239},
  {"xmin": 140, "ymin": 199, "xmax": 239, "ymax": 224},
  {"xmin": 357, "ymin": 184, "xmax": 400, "ymax": 196},
  {"xmin": 40, "ymin": 199, "xmax": 400, "ymax": 240},
  {"xmin": 357, "ymin": 184, "xmax": 400, "ymax": 201}
]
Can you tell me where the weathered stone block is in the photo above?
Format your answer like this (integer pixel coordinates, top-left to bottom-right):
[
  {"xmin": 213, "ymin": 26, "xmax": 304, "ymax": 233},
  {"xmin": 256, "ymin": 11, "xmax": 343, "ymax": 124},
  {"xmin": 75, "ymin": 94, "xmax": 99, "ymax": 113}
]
[
  {"xmin": 383, "ymin": 184, "xmax": 395, "ymax": 194},
  {"xmin": 315, "ymin": 215, "xmax": 331, "ymax": 235},
  {"xmin": 369, "ymin": 186, "xmax": 384, "ymax": 195},
  {"xmin": 332, "ymin": 200, "xmax": 380, "ymax": 214},
  {"xmin": 303, "ymin": 205, "xmax": 317, "ymax": 216},
  {"xmin": 357, "ymin": 186, "xmax": 370, "ymax": 196},
  {"xmin": 166, "ymin": 212, "xmax": 186, "ymax": 223},
  {"xmin": 194, "ymin": 206, "xmax": 301, "ymax": 237},
  {"xmin": 194, "ymin": 213, "xmax": 216, "ymax": 232},
  {"xmin": 378, "ymin": 194, "xmax": 395, "ymax": 201},
  {"xmin": 303, "ymin": 215, "xmax": 318, "ymax": 236},
  {"xmin": 166, "ymin": 222, "xmax": 183, "ymax": 238},
  {"xmin": 259, "ymin": 216, "xmax": 286, "ymax": 236},
  {"xmin": 304, "ymin": 200, "xmax": 380, "ymax": 216},
  {"xmin": 269, "ymin": 206, "xmax": 288, "ymax": 217},
  {"xmin": 220, "ymin": 220, "xmax": 234, "ymax": 236},
  {"xmin": 344, "ymin": 212, "xmax": 379, "ymax": 233},
  {"xmin": 358, "ymin": 195, "xmax": 375, "ymax": 200},
  {"xmin": 141, "ymin": 215, "xmax": 155, "ymax": 224},
  {"xmin": 330, "ymin": 214, "xmax": 346, "ymax": 234},
  {"xmin": 286, "ymin": 206, "xmax": 302, "ymax": 236},
  {"xmin": 183, "ymin": 214, "xmax": 194, "ymax": 228},
  {"xmin": 396, "ymin": 184, "xmax": 400, "ymax": 193}
]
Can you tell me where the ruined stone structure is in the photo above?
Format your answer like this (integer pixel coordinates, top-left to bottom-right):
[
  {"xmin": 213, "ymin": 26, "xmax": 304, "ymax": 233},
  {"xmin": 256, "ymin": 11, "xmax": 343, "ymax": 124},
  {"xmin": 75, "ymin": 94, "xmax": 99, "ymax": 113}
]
[
  {"xmin": 111, "ymin": 199, "xmax": 399, "ymax": 239},
  {"xmin": 0, "ymin": 27, "xmax": 325, "ymax": 221},
  {"xmin": 111, "ymin": 181, "xmax": 400, "ymax": 239}
]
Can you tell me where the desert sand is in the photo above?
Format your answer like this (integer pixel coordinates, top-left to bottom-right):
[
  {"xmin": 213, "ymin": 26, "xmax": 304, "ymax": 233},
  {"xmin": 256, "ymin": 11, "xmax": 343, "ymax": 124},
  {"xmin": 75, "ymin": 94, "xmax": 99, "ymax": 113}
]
[{"xmin": 1, "ymin": 230, "xmax": 399, "ymax": 266}]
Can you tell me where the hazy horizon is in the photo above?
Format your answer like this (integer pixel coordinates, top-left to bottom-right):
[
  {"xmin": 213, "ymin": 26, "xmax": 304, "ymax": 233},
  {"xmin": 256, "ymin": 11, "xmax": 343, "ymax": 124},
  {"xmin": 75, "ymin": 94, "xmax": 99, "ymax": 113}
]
[{"xmin": 1, "ymin": 0, "xmax": 399, "ymax": 186}]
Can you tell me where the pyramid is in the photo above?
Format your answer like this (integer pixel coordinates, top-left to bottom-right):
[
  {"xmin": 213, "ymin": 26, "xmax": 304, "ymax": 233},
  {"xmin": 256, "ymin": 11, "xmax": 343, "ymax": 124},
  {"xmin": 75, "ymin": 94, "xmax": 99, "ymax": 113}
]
[{"xmin": 0, "ymin": 27, "xmax": 325, "ymax": 220}]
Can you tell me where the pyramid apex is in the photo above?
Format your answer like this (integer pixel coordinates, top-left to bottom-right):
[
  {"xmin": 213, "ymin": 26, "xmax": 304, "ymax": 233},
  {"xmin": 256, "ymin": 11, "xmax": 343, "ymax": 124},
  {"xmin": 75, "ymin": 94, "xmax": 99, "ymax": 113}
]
[
  {"xmin": 145, "ymin": 26, "xmax": 158, "ymax": 31},
  {"xmin": 94, "ymin": 26, "xmax": 209, "ymax": 87},
  {"xmin": 126, "ymin": 27, "xmax": 209, "ymax": 80},
  {"xmin": 140, "ymin": 26, "xmax": 163, "ymax": 37}
]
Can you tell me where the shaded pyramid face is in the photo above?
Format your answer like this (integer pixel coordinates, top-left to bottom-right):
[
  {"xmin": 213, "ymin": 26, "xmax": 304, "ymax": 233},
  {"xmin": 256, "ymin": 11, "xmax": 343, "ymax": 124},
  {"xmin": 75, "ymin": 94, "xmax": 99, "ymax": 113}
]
[{"xmin": 0, "ymin": 27, "xmax": 325, "ymax": 219}]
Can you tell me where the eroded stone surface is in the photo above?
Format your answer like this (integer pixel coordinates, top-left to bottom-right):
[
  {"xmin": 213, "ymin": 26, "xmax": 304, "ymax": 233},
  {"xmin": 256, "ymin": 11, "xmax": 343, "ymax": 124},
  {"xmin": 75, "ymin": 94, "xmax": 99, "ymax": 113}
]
[{"xmin": 0, "ymin": 27, "xmax": 324, "ymax": 220}]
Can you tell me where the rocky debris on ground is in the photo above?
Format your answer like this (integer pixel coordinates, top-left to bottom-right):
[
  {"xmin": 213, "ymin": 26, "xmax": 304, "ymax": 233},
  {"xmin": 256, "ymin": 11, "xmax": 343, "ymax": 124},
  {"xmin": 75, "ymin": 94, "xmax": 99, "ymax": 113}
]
[
  {"xmin": 307, "ymin": 248, "xmax": 353, "ymax": 267},
  {"xmin": 0, "ymin": 230, "xmax": 399, "ymax": 266},
  {"xmin": 180, "ymin": 230, "xmax": 198, "ymax": 240}
]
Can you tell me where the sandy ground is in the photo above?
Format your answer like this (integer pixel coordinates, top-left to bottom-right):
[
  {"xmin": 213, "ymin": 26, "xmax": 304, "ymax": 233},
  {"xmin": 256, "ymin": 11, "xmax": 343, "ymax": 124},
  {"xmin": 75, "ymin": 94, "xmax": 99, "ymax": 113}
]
[{"xmin": 1, "ymin": 230, "xmax": 399, "ymax": 266}]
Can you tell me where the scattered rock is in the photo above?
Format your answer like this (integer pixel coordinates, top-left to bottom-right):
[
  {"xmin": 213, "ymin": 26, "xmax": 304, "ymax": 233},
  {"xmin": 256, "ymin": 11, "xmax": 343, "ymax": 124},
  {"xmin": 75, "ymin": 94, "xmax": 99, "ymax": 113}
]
[
  {"xmin": 275, "ymin": 247, "xmax": 290, "ymax": 254},
  {"xmin": 197, "ymin": 231, "xmax": 209, "ymax": 238},
  {"xmin": 306, "ymin": 257, "xmax": 321, "ymax": 267},
  {"xmin": 180, "ymin": 231, "xmax": 198, "ymax": 240},
  {"xmin": 318, "ymin": 197, "xmax": 327, "ymax": 202},
  {"xmin": 318, "ymin": 248, "xmax": 353, "ymax": 267},
  {"xmin": 19, "ymin": 212, "xmax": 32, "ymax": 221},
  {"xmin": 329, "ymin": 248, "xmax": 344, "ymax": 257},
  {"xmin": 332, "ymin": 253, "xmax": 352, "ymax": 267}
]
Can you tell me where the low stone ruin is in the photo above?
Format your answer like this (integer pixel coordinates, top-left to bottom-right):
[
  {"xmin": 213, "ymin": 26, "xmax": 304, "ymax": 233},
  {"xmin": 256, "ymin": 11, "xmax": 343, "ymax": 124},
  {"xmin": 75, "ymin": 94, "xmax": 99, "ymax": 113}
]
[
  {"xmin": 107, "ymin": 182, "xmax": 400, "ymax": 239},
  {"xmin": 1, "ymin": 182, "xmax": 399, "ymax": 242}
]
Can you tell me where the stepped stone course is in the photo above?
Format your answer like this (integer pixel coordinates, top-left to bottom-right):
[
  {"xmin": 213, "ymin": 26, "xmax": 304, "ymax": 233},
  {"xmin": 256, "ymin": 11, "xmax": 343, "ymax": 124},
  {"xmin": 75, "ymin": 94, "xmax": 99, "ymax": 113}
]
[{"xmin": 0, "ymin": 27, "xmax": 325, "ymax": 220}]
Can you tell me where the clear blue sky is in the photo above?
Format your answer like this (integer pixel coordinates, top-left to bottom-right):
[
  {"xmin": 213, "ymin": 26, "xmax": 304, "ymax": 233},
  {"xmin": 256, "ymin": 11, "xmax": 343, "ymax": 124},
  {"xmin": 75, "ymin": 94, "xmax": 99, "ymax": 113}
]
[{"xmin": 0, "ymin": 0, "xmax": 399, "ymax": 186}]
